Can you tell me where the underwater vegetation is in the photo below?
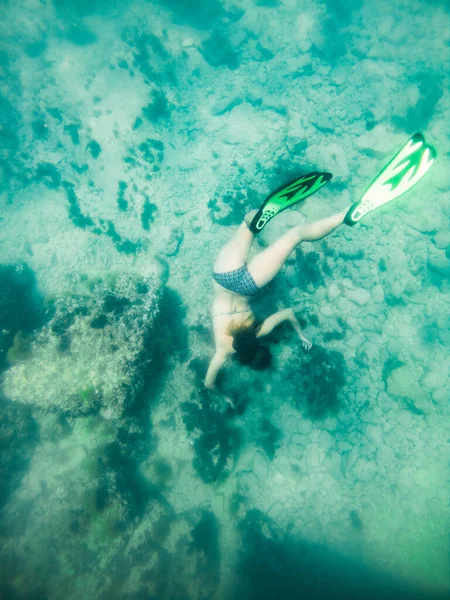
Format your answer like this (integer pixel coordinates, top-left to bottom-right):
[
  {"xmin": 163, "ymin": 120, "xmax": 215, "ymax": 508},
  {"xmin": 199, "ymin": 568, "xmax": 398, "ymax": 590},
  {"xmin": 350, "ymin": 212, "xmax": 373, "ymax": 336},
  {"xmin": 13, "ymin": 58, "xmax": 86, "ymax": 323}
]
[
  {"xmin": 141, "ymin": 196, "xmax": 158, "ymax": 230},
  {"xmin": 294, "ymin": 249, "xmax": 331, "ymax": 292},
  {"xmin": 100, "ymin": 435, "xmax": 158, "ymax": 520},
  {"xmin": 0, "ymin": 91, "xmax": 24, "ymax": 195},
  {"xmin": 0, "ymin": 264, "xmax": 46, "ymax": 372},
  {"xmin": 257, "ymin": 417, "xmax": 283, "ymax": 461},
  {"xmin": 201, "ymin": 29, "xmax": 240, "ymax": 70},
  {"xmin": 208, "ymin": 187, "xmax": 259, "ymax": 226},
  {"xmin": 63, "ymin": 181, "xmax": 143, "ymax": 254},
  {"xmin": 0, "ymin": 396, "xmax": 39, "ymax": 512},
  {"xmin": 61, "ymin": 417, "xmax": 159, "ymax": 544},
  {"xmin": 87, "ymin": 139, "xmax": 101, "ymax": 159},
  {"xmin": 289, "ymin": 345, "xmax": 346, "ymax": 418},
  {"xmin": 182, "ymin": 392, "xmax": 242, "ymax": 484},
  {"xmin": 117, "ymin": 181, "xmax": 128, "ymax": 211},
  {"xmin": 126, "ymin": 31, "xmax": 173, "ymax": 81},
  {"xmin": 154, "ymin": 0, "xmax": 226, "ymax": 28},
  {"xmin": 189, "ymin": 510, "xmax": 221, "ymax": 573},
  {"xmin": 144, "ymin": 287, "xmax": 189, "ymax": 363}
]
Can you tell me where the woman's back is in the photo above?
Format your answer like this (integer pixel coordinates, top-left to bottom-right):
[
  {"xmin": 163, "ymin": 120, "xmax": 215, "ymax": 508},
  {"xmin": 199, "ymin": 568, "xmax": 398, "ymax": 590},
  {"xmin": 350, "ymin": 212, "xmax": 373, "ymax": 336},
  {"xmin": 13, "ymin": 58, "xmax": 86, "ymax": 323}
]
[{"xmin": 211, "ymin": 281, "xmax": 253, "ymax": 351}]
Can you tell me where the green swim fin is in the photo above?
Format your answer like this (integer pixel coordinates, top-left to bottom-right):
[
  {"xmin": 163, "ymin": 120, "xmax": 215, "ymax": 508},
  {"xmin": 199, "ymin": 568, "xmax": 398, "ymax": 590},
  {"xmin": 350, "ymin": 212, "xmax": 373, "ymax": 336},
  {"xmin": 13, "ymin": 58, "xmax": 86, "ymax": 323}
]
[
  {"xmin": 344, "ymin": 133, "xmax": 436, "ymax": 227},
  {"xmin": 249, "ymin": 171, "xmax": 332, "ymax": 233}
]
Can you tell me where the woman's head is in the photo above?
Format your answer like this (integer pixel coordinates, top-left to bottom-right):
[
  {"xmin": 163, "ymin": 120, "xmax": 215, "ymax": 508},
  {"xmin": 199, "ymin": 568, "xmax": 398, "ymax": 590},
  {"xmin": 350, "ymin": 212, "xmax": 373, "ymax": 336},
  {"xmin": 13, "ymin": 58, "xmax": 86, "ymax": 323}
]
[{"xmin": 228, "ymin": 318, "xmax": 272, "ymax": 370}]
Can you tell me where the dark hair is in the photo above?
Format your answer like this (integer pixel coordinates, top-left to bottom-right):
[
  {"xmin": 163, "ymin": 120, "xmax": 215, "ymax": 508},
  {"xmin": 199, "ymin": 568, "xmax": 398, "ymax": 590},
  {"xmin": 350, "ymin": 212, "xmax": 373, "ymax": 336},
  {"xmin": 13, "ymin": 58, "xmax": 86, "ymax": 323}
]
[{"xmin": 228, "ymin": 318, "xmax": 272, "ymax": 371}]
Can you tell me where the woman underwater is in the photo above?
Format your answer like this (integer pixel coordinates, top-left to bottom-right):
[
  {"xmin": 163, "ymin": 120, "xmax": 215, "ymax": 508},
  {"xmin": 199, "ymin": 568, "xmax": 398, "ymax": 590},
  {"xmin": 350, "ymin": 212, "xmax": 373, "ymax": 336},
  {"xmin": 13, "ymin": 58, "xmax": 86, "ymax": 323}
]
[{"xmin": 205, "ymin": 133, "xmax": 436, "ymax": 390}]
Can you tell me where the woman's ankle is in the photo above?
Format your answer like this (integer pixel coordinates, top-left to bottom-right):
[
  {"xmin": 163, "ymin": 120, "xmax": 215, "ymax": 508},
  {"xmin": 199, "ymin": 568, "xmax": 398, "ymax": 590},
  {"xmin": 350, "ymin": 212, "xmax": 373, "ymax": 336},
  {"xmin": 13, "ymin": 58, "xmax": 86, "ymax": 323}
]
[{"xmin": 244, "ymin": 209, "xmax": 258, "ymax": 228}]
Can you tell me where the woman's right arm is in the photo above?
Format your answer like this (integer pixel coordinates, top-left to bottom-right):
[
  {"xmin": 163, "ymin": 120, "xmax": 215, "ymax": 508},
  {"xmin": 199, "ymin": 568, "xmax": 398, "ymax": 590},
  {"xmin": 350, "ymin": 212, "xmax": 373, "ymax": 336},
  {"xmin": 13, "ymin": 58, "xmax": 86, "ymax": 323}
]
[{"xmin": 204, "ymin": 351, "xmax": 229, "ymax": 389}]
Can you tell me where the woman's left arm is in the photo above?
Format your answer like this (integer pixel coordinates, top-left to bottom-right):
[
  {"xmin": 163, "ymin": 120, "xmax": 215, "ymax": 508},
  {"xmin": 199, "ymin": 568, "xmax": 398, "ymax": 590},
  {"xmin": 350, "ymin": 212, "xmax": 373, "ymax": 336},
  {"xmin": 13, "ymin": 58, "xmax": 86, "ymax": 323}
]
[
  {"xmin": 257, "ymin": 308, "xmax": 312, "ymax": 350},
  {"xmin": 287, "ymin": 309, "xmax": 312, "ymax": 350}
]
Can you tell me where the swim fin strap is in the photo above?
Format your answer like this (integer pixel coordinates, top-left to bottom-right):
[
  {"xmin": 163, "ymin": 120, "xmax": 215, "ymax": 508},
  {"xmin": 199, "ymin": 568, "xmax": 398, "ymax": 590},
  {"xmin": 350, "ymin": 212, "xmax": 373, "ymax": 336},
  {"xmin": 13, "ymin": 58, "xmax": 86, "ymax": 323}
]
[
  {"xmin": 249, "ymin": 171, "xmax": 332, "ymax": 233},
  {"xmin": 344, "ymin": 132, "xmax": 436, "ymax": 227}
]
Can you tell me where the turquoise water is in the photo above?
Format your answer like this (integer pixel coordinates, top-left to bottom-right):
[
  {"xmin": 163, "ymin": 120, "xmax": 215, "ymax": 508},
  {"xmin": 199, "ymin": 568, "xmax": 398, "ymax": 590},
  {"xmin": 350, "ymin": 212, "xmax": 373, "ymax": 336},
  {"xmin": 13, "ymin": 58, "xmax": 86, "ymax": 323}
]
[{"xmin": 0, "ymin": 1, "xmax": 449, "ymax": 598}]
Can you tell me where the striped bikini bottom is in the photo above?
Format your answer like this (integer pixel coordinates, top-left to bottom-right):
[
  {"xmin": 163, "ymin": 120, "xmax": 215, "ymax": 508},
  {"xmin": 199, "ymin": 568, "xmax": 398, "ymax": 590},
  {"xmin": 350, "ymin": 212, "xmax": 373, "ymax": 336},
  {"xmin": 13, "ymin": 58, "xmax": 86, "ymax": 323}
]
[{"xmin": 213, "ymin": 264, "xmax": 260, "ymax": 297}]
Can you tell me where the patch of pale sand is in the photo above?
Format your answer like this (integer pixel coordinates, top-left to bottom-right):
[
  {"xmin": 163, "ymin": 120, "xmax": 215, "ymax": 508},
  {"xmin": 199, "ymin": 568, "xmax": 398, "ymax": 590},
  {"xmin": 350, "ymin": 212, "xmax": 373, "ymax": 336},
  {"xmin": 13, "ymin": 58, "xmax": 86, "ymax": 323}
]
[
  {"xmin": 358, "ymin": 447, "xmax": 449, "ymax": 592},
  {"xmin": 0, "ymin": 188, "xmax": 158, "ymax": 294},
  {"xmin": 354, "ymin": 124, "xmax": 405, "ymax": 154}
]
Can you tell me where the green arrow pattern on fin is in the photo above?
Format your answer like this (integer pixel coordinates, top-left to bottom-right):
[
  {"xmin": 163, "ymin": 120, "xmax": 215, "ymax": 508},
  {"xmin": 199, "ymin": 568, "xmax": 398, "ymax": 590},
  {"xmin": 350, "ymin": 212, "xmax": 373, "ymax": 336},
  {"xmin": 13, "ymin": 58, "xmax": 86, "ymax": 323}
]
[
  {"xmin": 346, "ymin": 133, "xmax": 436, "ymax": 226},
  {"xmin": 252, "ymin": 172, "xmax": 331, "ymax": 232}
]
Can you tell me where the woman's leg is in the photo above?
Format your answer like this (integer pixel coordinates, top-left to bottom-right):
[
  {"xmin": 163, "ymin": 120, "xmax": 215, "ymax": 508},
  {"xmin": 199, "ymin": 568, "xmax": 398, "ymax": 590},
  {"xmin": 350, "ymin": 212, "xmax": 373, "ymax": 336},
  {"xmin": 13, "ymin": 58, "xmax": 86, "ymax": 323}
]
[
  {"xmin": 247, "ymin": 209, "xmax": 347, "ymax": 288},
  {"xmin": 213, "ymin": 210, "xmax": 258, "ymax": 273}
]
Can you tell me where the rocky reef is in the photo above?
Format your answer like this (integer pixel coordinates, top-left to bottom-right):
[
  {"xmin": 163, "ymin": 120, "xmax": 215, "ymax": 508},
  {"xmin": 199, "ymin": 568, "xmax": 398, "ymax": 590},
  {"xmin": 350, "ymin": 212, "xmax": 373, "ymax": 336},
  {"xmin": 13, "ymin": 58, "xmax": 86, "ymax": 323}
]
[{"xmin": 3, "ymin": 272, "xmax": 161, "ymax": 418}]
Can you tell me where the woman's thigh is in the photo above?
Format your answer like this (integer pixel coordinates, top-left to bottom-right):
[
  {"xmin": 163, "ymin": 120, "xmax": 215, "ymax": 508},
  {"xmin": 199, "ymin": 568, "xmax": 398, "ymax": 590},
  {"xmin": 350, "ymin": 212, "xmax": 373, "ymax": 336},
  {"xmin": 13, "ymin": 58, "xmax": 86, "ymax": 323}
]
[
  {"xmin": 247, "ymin": 227, "xmax": 301, "ymax": 288},
  {"xmin": 214, "ymin": 223, "xmax": 255, "ymax": 273}
]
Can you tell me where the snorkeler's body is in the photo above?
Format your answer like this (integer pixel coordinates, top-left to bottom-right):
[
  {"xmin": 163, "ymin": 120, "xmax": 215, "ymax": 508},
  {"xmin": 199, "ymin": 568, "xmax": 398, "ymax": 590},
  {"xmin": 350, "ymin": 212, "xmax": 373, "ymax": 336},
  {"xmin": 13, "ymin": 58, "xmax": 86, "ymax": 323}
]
[
  {"xmin": 205, "ymin": 133, "xmax": 436, "ymax": 390},
  {"xmin": 206, "ymin": 209, "xmax": 344, "ymax": 389}
]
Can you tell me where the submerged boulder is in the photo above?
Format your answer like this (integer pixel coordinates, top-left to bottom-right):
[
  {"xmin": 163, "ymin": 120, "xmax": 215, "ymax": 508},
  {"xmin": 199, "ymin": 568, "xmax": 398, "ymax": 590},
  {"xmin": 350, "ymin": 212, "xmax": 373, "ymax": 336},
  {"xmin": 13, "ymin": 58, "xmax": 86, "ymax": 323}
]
[
  {"xmin": 3, "ymin": 272, "xmax": 161, "ymax": 418},
  {"xmin": 387, "ymin": 364, "xmax": 423, "ymax": 401}
]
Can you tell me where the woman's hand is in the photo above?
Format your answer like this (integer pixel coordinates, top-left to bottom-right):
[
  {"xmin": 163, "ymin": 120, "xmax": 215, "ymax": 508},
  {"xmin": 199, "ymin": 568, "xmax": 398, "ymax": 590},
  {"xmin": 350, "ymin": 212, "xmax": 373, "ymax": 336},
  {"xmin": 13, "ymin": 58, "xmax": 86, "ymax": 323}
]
[
  {"xmin": 299, "ymin": 334, "xmax": 312, "ymax": 351},
  {"xmin": 224, "ymin": 396, "xmax": 236, "ymax": 409}
]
